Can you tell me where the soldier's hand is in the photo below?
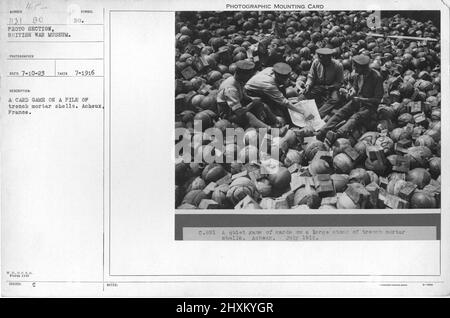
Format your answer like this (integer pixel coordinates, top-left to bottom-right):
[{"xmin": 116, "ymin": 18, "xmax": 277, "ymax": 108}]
[
  {"xmin": 275, "ymin": 117, "xmax": 285, "ymax": 128},
  {"xmin": 303, "ymin": 84, "xmax": 310, "ymax": 94},
  {"xmin": 348, "ymin": 88, "xmax": 356, "ymax": 97}
]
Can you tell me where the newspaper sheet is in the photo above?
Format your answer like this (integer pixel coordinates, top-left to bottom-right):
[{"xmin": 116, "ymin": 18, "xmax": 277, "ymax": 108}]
[{"xmin": 288, "ymin": 99, "xmax": 325, "ymax": 130}]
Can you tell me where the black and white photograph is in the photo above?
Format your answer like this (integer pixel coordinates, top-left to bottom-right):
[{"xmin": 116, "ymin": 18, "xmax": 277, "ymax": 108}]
[{"xmin": 175, "ymin": 10, "xmax": 441, "ymax": 211}]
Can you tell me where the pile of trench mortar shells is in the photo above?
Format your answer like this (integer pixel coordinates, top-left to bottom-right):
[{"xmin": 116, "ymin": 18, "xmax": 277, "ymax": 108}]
[{"xmin": 174, "ymin": 11, "xmax": 441, "ymax": 210}]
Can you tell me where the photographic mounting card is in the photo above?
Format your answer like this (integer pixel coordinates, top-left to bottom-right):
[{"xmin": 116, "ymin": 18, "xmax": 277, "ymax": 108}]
[{"xmin": 1, "ymin": 0, "xmax": 449, "ymax": 297}]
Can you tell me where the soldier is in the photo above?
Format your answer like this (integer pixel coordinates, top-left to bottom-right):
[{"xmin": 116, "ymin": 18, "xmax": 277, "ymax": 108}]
[
  {"xmin": 216, "ymin": 60, "xmax": 281, "ymax": 130},
  {"xmin": 302, "ymin": 47, "xmax": 344, "ymax": 119},
  {"xmin": 244, "ymin": 62, "xmax": 304, "ymax": 124},
  {"xmin": 316, "ymin": 55, "xmax": 384, "ymax": 142}
]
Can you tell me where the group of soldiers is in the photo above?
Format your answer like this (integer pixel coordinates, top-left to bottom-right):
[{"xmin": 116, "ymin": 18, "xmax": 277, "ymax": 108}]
[{"xmin": 216, "ymin": 47, "xmax": 384, "ymax": 143}]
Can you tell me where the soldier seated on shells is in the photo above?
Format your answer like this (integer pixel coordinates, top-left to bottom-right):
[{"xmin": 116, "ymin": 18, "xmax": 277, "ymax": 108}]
[
  {"xmin": 316, "ymin": 55, "xmax": 384, "ymax": 143},
  {"xmin": 244, "ymin": 62, "xmax": 305, "ymax": 126},
  {"xmin": 216, "ymin": 60, "xmax": 287, "ymax": 134},
  {"xmin": 301, "ymin": 47, "xmax": 345, "ymax": 119}
]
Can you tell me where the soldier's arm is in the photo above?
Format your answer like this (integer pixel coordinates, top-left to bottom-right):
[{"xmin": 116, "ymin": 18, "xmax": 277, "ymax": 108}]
[
  {"xmin": 241, "ymin": 90, "xmax": 253, "ymax": 105},
  {"xmin": 327, "ymin": 63, "xmax": 344, "ymax": 90},
  {"xmin": 305, "ymin": 60, "xmax": 317, "ymax": 90},
  {"xmin": 242, "ymin": 90, "xmax": 262, "ymax": 109},
  {"xmin": 262, "ymin": 84, "xmax": 299, "ymax": 112},
  {"xmin": 224, "ymin": 87, "xmax": 244, "ymax": 113},
  {"xmin": 355, "ymin": 75, "xmax": 384, "ymax": 105}
]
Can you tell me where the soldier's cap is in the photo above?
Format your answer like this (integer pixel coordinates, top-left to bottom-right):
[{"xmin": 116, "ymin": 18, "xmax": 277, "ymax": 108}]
[
  {"xmin": 316, "ymin": 47, "xmax": 334, "ymax": 55},
  {"xmin": 353, "ymin": 54, "xmax": 370, "ymax": 66},
  {"xmin": 273, "ymin": 62, "xmax": 292, "ymax": 75},
  {"xmin": 235, "ymin": 60, "xmax": 255, "ymax": 71}
]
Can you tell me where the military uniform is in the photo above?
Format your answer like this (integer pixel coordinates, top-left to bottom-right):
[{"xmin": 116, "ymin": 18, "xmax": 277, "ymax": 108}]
[
  {"xmin": 304, "ymin": 48, "xmax": 344, "ymax": 118},
  {"xmin": 244, "ymin": 63, "xmax": 294, "ymax": 122},
  {"xmin": 216, "ymin": 60, "xmax": 276, "ymax": 128},
  {"xmin": 318, "ymin": 55, "xmax": 384, "ymax": 137}
]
